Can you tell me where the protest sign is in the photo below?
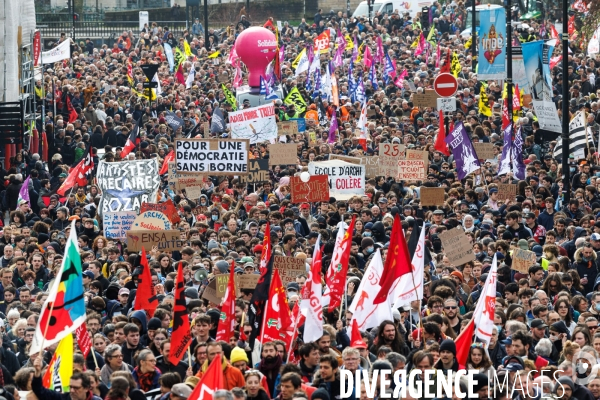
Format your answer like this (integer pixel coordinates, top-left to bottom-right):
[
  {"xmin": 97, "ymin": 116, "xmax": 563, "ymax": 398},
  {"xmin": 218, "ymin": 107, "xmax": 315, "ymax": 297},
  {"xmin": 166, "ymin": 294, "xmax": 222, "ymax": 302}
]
[
  {"xmin": 175, "ymin": 139, "xmax": 250, "ymax": 175},
  {"xmin": 229, "ymin": 104, "xmax": 278, "ymax": 143},
  {"xmin": 214, "ymin": 274, "xmax": 259, "ymax": 297},
  {"xmin": 274, "ymin": 256, "xmax": 307, "ymax": 285},
  {"xmin": 290, "ymin": 175, "xmax": 330, "ymax": 203},
  {"xmin": 174, "ymin": 177, "xmax": 205, "ymax": 191},
  {"xmin": 202, "ymin": 279, "xmax": 221, "ymax": 305},
  {"xmin": 420, "ymin": 188, "xmax": 446, "ymax": 206},
  {"xmin": 168, "ymin": 162, "xmax": 185, "ymax": 189},
  {"xmin": 185, "ymin": 186, "xmax": 202, "ymax": 199},
  {"xmin": 439, "ymin": 228, "xmax": 476, "ymax": 265},
  {"xmin": 126, "ymin": 230, "xmax": 184, "ymax": 252},
  {"xmin": 240, "ymin": 160, "xmax": 269, "ymax": 184},
  {"xmin": 103, "ymin": 211, "xmax": 137, "ymax": 239},
  {"xmin": 269, "ymin": 143, "xmax": 298, "ymax": 166},
  {"xmin": 412, "ymin": 90, "xmax": 439, "ymax": 107},
  {"xmin": 330, "ymin": 154, "xmax": 380, "ymax": 178},
  {"xmin": 397, "ymin": 160, "xmax": 426, "ymax": 181},
  {"xmin": 97, "ymin": 159, "xmax": 161, "ymax": 218},
  {"xmin": 216, "ymin": 274, "xmax": 232, "ymax": 298},
  {"xmin": 140, "ymin": 199, "xmax": 181, "ymax": 224},
  {"xmin": 277, "ymin": 121, "xmax": 298, "ymax": 136},
  {"xmin": 406, "ymin": 149, "xmax": 429, "ymax": 170},
  {"xmin": 132, "ymin": 211, "xmax": 172, "ymax": 230},
  {"xmin": 473, "ymin": 143, "xmax": 496, "ymax": 160},
  {"xmin": 238, "ymin": 274, "xmax": 259, "ymax": 289},
  {"xmin": 379, "ymin": 143, "xmax": 405, "ymax": 177},
  {"xmin": 497, "ymin": 183, "xmax": 517, "ymax": 201},
  {"xmin": 512, "ymin": 249, "xmax": 537, "ymax": 273},
  {"xmin": 308, "ymin": 160, "xmax": 366, "ymax": 200}
]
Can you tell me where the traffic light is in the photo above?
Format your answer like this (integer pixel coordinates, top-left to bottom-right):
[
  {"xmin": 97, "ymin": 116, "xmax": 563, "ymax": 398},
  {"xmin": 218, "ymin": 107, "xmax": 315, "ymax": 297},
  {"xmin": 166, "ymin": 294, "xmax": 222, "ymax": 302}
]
[{"xmin": 73, "ymin": 13, "xmax": 79, "ymax": 21}]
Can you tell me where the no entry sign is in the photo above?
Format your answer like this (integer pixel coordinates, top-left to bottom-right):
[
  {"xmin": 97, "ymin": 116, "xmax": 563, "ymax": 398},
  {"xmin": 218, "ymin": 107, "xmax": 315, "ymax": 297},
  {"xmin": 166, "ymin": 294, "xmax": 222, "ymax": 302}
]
[{"xmin": 434, "ymin": 73, "xmax": 458, "ymax": 97}]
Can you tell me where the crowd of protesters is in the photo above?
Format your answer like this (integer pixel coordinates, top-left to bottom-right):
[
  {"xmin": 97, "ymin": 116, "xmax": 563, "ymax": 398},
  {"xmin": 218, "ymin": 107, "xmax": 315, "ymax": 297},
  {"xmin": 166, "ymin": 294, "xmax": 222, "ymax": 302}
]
[{"xmin": 0, "ymin": 1, "xmax": 600, "ymax": 400}]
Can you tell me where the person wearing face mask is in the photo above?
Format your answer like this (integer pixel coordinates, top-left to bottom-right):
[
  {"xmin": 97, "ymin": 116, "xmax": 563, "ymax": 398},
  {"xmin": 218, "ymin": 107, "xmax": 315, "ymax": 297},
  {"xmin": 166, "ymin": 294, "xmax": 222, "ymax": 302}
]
[
  {"xmin": 360, "ymin": 237, "xmax": 375, "ymax": 259},
  {"xmin": 363, "ymin": 222, "xmax": 374, "ymax": 237},
  {"xmin": 523, "ymin": 212, "xmax": 547, "ymax": 245}
]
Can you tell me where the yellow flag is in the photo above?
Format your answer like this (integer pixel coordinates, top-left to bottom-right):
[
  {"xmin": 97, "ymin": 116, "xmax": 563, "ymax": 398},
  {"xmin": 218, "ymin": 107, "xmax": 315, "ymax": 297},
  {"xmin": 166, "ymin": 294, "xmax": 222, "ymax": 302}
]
[
  {"xmin": 184, "ymin": 40, "xmax": 192, "ymax": 57},
  {"xmin": 451, "ymin": 52, "xmax": 461, "ymax": 78},
  {"xmin": 174, "ymin": 46, "xmax": 186, "ymax": 71},
  {"xmin": 42, "ymin": 334, "xmax": 73, "ymax": 392},
  {"xmin": 479, "ymin": 85, "xmax": 492, "ymax": 117},
  {"xmin": 465, "ymin": 37, "xmax": 472, "ymax": 50},
  {"xmin": 410, "ymin": 36, "xmax": 419, "ymax": 48},
  {"xmin": 345, "ymin": 34, "xmax": 354, "ymax": 50},
  {"xmin": 427, "ymin": 26, "xmax": 436, "ymax": 43},
  {"xmin": 284, "ymin": 87, "xmax": 307, "ymax": 114},
  {"xmin": 207, "ymin": 51, "xmax": 221, "ymax": 59},
  {"xmin": 356, "ymin": 43, "xmax": 366, "ymax": 62},
  {"xmin": 292, "ymin": 48, "xmax": 306, "ymax": 69},
  {"xmin": 221, "ymin": 83, "xmax": 237, "ymax": 111}
]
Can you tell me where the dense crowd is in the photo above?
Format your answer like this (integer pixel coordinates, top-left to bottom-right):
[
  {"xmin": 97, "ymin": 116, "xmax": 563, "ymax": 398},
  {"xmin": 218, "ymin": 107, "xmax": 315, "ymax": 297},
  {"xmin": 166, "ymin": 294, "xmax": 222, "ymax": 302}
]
[{"xmin": 1, "ymin": 1, "xmax": 600, "ymax": 400}]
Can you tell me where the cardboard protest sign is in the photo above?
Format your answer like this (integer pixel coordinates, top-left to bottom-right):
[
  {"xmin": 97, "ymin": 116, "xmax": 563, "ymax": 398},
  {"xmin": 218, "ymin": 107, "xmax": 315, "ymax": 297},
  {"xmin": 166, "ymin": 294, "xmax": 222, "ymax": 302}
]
[
  {"xmin": 132, "ymin": 211, "xmax": 172, "ymax": 230},
  {"xmin": 96, "ymin": 159, "xmax": 161, "ymax": 218},
  {"xmin": 290, "ymin": 175, "xmax": 330, "ymax": 203},
  {"xmin": 497, "ymin": 184, "xmax": 517, "ymax": 201},
  {"xmin": 274, "ymin": 256, "xmax": 306, "ymax": 285},
  {"xmin": 140, "ymin": 199, "xmax": 181, "ymax": 224},
  {"xmin": 238, "ymin": 274, "xmax": 259, "ymax": 289},
  {"xmin": 214, "ymin": 274, "xmax": 260, "ymax": 297},
  {"xmin": 512, "ymin": 249, "xmax": 537, "ymax": 273},
  {"xmin": 185, "ymin": 186, "xmax": 202, "ymax": 199},
  {"xmin": 103, "ymin": 211, "xmax": 137, "ymax": 239},
  {"xmin": 175, "ymin": 139, "xmax": 250, "ymax": 175},
  {"xmin": 406, "ymin": 149, "xmax": 429, "ymax": 170},
  {"xmin": 174, "ymin": 177, "xmax": 205, "ymax": 191},
  {"xmin": 379, "ymin": 143, "xmax": 405, "ymax": 177},
  {"xmin": 438, "ymin": 228, "xmax": 476, "ymax": 265},
  {"xmin": 269, "ymin": 143, "xmax": 298, "ymax": 166},
  {"xmin": 215, "ymin": 274, "xmax": 232, "ymax": 298},
  {"xmin": 202, "ymin": 279, "xmax": 221, "ymax": 305},
  {"xmin": 420, "ymin": 187, "xmax": 446, "ymax": 206},
  {"xmin": 240, "ymin": 159, "xmax": 269, "ymax": 184},
  {"xmin": 168, "ymin": 161, "xmax": 185, "ymax": 189},
  {"xmin": 330, "ymin": 154, "xmax": 380, "ymax": 178},
  {"xmin": 126, "ymin": 230, "xmax": 184, "ymax": 252},
  {"xmin": 412, "ymin": 90, "xmax": 439, "ymax": 107},
  {"xmin": 474, "ymin": 143, "xmax": 495, "ymax": 160},
  {"xmin": 308, "ymin": 160, "xmax": 365, "ymax": 200},
  {"xmin": 397, "ymin": 160, "xmax": 426, "ymax": 181},
  {"xmin": 277, "ymin": 121, "xmax": 298, "ymax": 136},
  {"xmin": 229, "ymin": 104, "xmax": 278, "ymax": 143}
]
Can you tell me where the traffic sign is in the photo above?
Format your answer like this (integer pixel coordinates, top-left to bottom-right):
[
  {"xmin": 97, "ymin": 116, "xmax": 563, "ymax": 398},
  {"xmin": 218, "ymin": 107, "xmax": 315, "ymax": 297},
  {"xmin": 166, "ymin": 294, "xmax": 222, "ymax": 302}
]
[
  {"xmin": 437, "ymin": 97, "xmax": 456, "ymax": 112},
  {"xmin": 434, "ymin": 73, "xmax": 458, "ymax": 97},
  {"xmin": 141, "ymin": 64, "xmax": 159, "ymax": 81}
]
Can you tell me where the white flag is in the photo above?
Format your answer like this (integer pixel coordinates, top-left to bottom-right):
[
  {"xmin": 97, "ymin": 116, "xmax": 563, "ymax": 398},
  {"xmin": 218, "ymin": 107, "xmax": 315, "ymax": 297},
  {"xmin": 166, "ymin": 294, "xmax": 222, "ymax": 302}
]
[
  {"xmin": 472, "ymin": 255, "xmax": 498, "ymax": 349},
  {"xmin": 42, "ymin": 40, "xmax": 71, "ymax": 64},
  {"xmin": 349, "ymin": 249, "xmax": 393, "ymax": 330},
  {"xmin": 294, "ymin": 49, "xmax": 309, "ymax": 76},
  {"xmin": 391, "ymin": 227, "xmax": 425, "ymax": 308},
  {"xmin": 301, "ymin": 236, "xmax": 324, "ymax": 343},
  {"xmin": 322, "ymin": 221, "xmax": 348, "ymax": 307},
  {"xmin": 186, "ymin": 67, "xmax": 196, "ymax": 89}
]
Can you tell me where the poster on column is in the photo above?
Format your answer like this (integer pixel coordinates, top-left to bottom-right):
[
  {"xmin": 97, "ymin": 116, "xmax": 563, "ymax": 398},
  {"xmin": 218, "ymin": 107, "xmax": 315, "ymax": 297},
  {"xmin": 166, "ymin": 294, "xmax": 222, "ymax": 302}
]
[
  {"xmin": 521, "ymin": 40, "xmax": 554, "ymax": 102},
  {"xmin": 308, "ymin": 160, "xmax": 365, "ymax": 200},
  {"xmin": 477, "ymin": 7, "xmax": 506, "ymax": 80},
  {"xmin": 511, "ymin": 47, "xmax": 533, "ymax": 107},
  {"xmin": 96, "ymin": 159, "xmax": 161, "ymax": 218},
  {"xmin": 228, "ymin": 104, "xmax": 278, "ymax": 144}
]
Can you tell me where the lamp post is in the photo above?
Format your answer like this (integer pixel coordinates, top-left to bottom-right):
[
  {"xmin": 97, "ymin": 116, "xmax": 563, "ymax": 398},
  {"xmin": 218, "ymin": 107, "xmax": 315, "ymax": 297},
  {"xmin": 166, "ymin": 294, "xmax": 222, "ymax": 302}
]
[
  {"xmin": 204, "ymin": 0, "xmax": 209, "ymax": 50},
  {"xmin": 506, "ymin": 0, "xmax": 513, "ymax": 119},
  {"xmin": 561, "ymin": 3, "xmax": 570, "ymax": 203}
]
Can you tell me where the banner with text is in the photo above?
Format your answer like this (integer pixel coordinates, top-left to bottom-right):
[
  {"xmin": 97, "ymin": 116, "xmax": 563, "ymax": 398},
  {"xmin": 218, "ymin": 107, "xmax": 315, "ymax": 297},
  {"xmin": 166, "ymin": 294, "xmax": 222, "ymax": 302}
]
[
  {"xmin": 308, "ymin": 160, "xmax": 365, "ymax": 200},
  {"xmin": 175, "ymin": 139, "xmax": 250, "ymax": 175},
  {"xmin": 229, "ymin": 104, "xmax": 278, "ymax": 144},
  {"xmin": 103, "ymin": 211, "xmax": 137, "ymax": 239}
]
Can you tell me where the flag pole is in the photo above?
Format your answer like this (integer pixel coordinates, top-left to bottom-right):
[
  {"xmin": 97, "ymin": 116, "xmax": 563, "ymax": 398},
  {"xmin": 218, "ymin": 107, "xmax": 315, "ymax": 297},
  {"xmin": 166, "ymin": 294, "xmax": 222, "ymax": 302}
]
[
  {"xmin": 91, "ymin": 345, "xmax": 99, "ymax": 369},
  {"xmin": 37, "ymin": 300, "xmax": 57, "ymax": 361}
]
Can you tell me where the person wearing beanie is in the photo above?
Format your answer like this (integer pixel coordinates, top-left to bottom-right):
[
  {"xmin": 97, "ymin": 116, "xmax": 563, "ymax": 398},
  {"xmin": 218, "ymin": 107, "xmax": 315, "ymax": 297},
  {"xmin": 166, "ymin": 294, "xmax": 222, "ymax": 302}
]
[
  {"xmin": 311, "ymin": 388, "xmax": 330, "ymax": 400},
  {"xmin": 360, "ymin": 237, "xmax": 375, "ymax": 256},
  {"xmin": 434, "ymin": 339, "xmax": 459, "ymax": 373},
  {"xmin": 230, "ymin": 347, "xmax": 249, "ymax": 371}
]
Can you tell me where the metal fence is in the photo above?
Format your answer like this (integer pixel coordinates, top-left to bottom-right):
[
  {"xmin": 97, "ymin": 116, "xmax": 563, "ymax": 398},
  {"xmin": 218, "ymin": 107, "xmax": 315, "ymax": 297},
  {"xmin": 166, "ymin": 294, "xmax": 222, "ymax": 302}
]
[{"xmin": 36, "ymin": 21, "xmax": 189, "ymax": 40}]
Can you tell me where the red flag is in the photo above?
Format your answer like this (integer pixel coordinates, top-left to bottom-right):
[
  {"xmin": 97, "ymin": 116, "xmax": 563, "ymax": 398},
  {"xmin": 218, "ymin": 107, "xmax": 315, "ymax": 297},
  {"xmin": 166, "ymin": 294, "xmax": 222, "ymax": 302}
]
[
  {"xmin": 263, "ymin": 19, "xmax": 274, "ymax": 30},
  {"xmin": 216, "ymin": 261, "xmax": 237, "ymax": 342},
  {"xmin": 175, "ymin": 65, "xmax": 185, "ymax": 85},
  {"xmin": 513, "ymin": 84, "xmax": 521, "ymax": 111},
  {"xmin": 502, "ymin": 98, "xmax": 511, "ymax": 130},
  {"xmin": 325, "ymin": 216, "xmax": 356, "ymax": 310},
  {"xmin": 134, "ymin": 248, "xmax": 158, "ymax": 317},
  {"xmin": 41, "ymin": 131, "xmax": 48, "ymax": 161},
  {"xmin": 159, "ymin": 150, "xmax": 175, "ymax": 175},
  {"xmin": 67, "ymin": 96, "xmax": 78, "ymax": 123},
  {"xmin": 273, "ymin": 46, "xmax": 281, "ymax": 81},
  {"xmin": 259, "ymin": 222, "xmax": 271, "ymax": 272},
  {"xmin": 75, "ymin": 323, "xmax": 92, "ymax": 358},
  {"xmin": 434, "ymin": 109, "xmax": 451, "ymax": 156},
  {"xmin": 57, "ymin": 158, "xmax": 85, "ymax": 196},
  {"xmin": 350, "ymin": 319, "xmax": 367, "ymax": 349},
  {"xmin": 188, "ymin": 354, "xmax": 224, "ymax": 400},
  {"xmin": 455, "ymin": 317, "xmax": 475, "ymax": 368},
  {"xmin": 120, "ymin": 117, "xmax": 141, "ymax": 158},
  {"xmin": 440, "ymin": 49, "xmax": 451, "ymax": 73},
  {"xmin": 287, "ymin": 301, "xmax": 303, "ymax": 354},
  {"xmin": 169, "ymin": 262, "xmax": 192, "ymax": 365},
  {"xmin": 261, "ymin": 270, "xmax": 293, "ymax": 344},
  {"xmin": 550, "ymin": 24, "xmax": 559, "ymax": 39},
  {"xmin": 568, "ymin": 15, "xmax": 575, "ymax": 35},
  {"xmin": 374, "ymin": 214, "xmax": 412, "ymax": 304}
]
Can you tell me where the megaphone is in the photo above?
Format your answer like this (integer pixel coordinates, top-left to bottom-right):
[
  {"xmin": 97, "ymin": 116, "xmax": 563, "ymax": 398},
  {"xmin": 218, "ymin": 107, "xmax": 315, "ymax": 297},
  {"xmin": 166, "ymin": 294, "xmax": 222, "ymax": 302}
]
[{"xmin": 194, "ymin": 268, "xmax": 208, "ymax": 282}]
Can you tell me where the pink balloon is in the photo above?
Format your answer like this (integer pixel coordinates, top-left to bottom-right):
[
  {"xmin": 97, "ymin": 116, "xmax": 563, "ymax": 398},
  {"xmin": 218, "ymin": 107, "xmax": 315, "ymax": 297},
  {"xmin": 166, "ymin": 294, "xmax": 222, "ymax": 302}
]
[{"xmin": 234, "ymin": 27, "xmax": 277, "ymax": 88}]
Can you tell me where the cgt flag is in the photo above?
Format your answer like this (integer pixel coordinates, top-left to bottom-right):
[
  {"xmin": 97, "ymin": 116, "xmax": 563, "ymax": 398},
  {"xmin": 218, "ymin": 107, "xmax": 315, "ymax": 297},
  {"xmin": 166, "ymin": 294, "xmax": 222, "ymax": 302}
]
[
  {"xmin": 168, "ymin": 262, "xmax": 192, "ymax": 366},
  {"xmin": 188, "ymin": 354, "xmax": 224, "ymax": 400},
  {"xmin": 261, "ymin": 269, "xmax": 293, "ymax": 344},
  {"xmin": 325, "ymin": 216, "xmax": 356, "ymax": 310},
  {"xmin": 216, "ymin": 261, "xmax": 237, "ymax": 342}
]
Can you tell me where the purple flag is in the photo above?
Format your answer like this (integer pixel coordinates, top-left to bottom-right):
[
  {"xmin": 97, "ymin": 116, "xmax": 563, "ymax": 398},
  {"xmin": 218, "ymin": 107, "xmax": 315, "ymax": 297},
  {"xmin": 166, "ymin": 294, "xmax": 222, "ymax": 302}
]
[
  {"xmin": 498, "ymin": 124, "xmax": 513, "ymax": 176},
  {"xmin": 445, "ymin": 122, "xmax": 481, "ymax": 181},
  {"xmin": 328, "ymin": 111, "xmax": 338, "ymax": 144},
  {"xmin": 512, "ymin": 127, "xmax": 526, "ymax": 180},
  {"xmin": 18, "ymin": 176, "xmax": 31, "ymax": 205}
]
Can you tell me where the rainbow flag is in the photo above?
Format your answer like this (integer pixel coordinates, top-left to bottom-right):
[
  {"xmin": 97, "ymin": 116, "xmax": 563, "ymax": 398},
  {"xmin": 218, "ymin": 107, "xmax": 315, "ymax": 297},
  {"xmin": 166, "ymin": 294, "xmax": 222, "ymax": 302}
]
[{"xmin": 43, "ymin": 334, "xmax": 74, "ymax": 392}]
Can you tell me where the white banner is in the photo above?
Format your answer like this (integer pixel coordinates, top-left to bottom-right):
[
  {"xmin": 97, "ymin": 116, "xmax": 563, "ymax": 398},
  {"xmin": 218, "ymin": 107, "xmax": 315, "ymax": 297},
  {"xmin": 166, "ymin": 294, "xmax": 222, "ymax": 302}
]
[
  {"xmin": 175, "ymin": 138, "xmax": 249, "ymax": 175},
  {"xmin": 589, "ymin": 26, "xmax": 600, "ymax": 56},
  {"xmin": 229, "ymin": 104, "xmax": 278, "ymax": 144},
  {"xmin": 42, "ymin": 40, "xmax": 71, "ymax": 64},
  {"xmin": 392, "ymin": 226, "xmax": 425, "ymax": 308},
  {"xmin": 532, "ymin": 100, "xmax": 562, "ymax": 134},
  {"xmin": 308, "ymin": 160, "xmax": 365, "ymax": 200}
]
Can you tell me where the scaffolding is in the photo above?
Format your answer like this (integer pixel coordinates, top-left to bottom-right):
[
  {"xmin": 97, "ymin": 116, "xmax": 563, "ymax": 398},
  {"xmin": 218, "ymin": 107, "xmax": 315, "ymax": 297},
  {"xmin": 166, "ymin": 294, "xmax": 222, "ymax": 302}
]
[{"xmin": 20, "ymin": 36, "xmax": 36, "ymax": 149}]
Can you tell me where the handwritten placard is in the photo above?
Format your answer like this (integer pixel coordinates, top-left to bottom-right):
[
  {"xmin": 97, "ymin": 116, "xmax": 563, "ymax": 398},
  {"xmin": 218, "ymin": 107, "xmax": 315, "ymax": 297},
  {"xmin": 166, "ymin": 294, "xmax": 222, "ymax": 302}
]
[
  {"xmin": 497, "ymin": 183, "xmax": 517, "ymax": 201},
  {"xmin": 126, "ymin": 230, "xmax": 184, "ymax": 252},
  {"xmin": 185, "ymin": 186, "xmax": 202, "ymax": 199},
  {"xmin": 273, "ymin": 256, "xmax": 307, "ymax": 285},
  {"xmin": 240, "ymin": 159, "xmax": 269, "ymax": 184},
  {"xmin": 412, "ymin": 90, "xmax": 439, "ymax": 107},
  {"xmin": 406, "ymin": 149, "xmax": 429, "ymax": 170},
  {"xmin": 132, "ymin": 211, "xmax": 172, "ymax": 231},
  {"xmin": 397, "ymin": 160, "xmax": 426, "ymax": 181},
  {"xmin": 269, "ymin": 143, "xmax": 298, "ymax": 166},
  {"xmin": 140, "ymin": 199, "xmax": 181, "ymax": 224},
  {"xmin": 438, "ymin": 228, "xmax": 476, "ymax": 266},
  {"xmin": 277, "ymin": 121, "xmax": 298, "ymax": 136},
  {"xmin": 290, "ymin": 175, "xmax": 330, "ymax": 203},
  {"xmin": 379, "ymin": 143, "xmax": 405, "ymax": 177},
  {"xmin": 103, "ymin": 211, "xmax": 137, "ymax": 239},
  {"xmin": 202, "ymin": 279, "xmax": 221, "ymax": 305},
  {"xmin": 420, "ymin": 187, "xmax": 445, "ymax": 206},
  {"xmin": 474, "ymin": 143, "xmax": 495, "ymax": 160},
  {"xmin": 512, "ymin": 249, "xmax": 537, "ymax": 273},
  {"xmin": 174, "ymin": 176, "xmax": 206, "ymax": 191}
]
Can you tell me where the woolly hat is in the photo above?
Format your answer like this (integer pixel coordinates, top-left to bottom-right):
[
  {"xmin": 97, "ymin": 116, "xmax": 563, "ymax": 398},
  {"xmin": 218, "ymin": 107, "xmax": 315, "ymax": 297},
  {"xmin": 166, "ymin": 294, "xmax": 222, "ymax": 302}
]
[
  {"xmin": 147, "ymin": 317, "xmax": 162, "ymax": 331},
  {"xmin": 439, "ymin": 339, "xmax": 456, "ymax": 356},
  {"xmin": 230, "ymin": 347, "xmax": 249, "ymax": 364}
]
